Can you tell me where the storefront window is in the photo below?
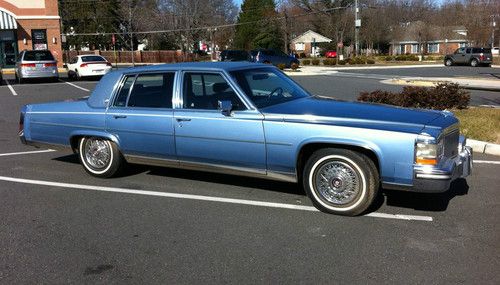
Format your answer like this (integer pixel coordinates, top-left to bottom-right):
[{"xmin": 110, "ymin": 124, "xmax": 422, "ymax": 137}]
[
  {"xmin": 32, "ymin": 29, "xmax": 48, "ymax": 50},
  {"xmin": 0, "ymin": 30, "xmax": 17, "ymax": 67}
]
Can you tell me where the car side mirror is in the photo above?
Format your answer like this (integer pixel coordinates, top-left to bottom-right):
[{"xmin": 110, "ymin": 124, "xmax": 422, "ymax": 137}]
[
  {"xmin": 218, "ymin": 100, "xmax": 233, "ymax": 116},
  {"xmin": 63, "ymin": 64, "xmax": 68, "ymax": 68}
]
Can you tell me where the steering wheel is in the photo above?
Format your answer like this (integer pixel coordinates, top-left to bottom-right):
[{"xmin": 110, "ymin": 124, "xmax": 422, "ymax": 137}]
[{"xmin": 268, "ymin": 87, "xmax": 284, "ymax": 99}]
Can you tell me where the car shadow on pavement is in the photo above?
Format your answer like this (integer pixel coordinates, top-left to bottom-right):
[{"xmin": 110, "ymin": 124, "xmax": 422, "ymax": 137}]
[
  {"xmin": 380, "ymin": 178, "xmax": 469, "ymax": 212},
  {"xmin": 52, "ymin": 154, "xmax": 468, "ymax": 211}
]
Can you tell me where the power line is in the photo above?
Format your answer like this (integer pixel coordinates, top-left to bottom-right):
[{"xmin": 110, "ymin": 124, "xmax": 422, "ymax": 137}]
[{"xmin": 63, "ymin": 6, "xmax": 350, "ymax": 36}]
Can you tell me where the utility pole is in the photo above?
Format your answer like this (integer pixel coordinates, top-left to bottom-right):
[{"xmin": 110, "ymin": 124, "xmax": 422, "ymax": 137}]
[
  {"xmin": 129, "ymin": 1, "xmax": 134, "ymax": 67},
  {"xmin": 284, "ymin": 8, "xmax": 289, "ymax": 54},
  {"xmin": 354, "ymin": 0, "xmax": 360, "ymax": 56}
]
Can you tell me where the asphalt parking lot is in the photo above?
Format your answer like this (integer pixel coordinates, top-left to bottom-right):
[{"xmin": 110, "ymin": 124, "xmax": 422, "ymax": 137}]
[{"xmin": 0, "ymin": 70, "xmax": 499, "ymax": 284}]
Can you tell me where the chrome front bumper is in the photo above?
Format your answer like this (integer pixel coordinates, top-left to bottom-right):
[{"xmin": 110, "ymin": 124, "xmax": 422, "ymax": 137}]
[{"xmin": 413, "ymin": 136, "xmax": 472, "ymax": 193}]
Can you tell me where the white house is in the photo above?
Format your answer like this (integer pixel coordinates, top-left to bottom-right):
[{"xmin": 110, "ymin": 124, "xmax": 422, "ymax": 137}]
[{"xmin": 291, "ymin": 30, "xmax": 332, "ymax": 57}]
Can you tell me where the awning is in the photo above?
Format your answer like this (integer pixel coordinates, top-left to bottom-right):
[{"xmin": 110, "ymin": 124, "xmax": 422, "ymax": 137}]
[{"xmin": 0, "ymin": 10, "xmax": 17, "ymax": 30}]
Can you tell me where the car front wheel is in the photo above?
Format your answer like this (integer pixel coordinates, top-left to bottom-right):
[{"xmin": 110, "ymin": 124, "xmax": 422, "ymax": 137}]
[
  {"xmin": 78, "ymin": 137, "xmax": 123, "ymax": 178},
  {"xmin": 444, "ymin": 58, "xmax": 453, "ymax": 66},
  {"xmin": 303, "ymin": 148, "xmax": 379, "ymax": 216}
]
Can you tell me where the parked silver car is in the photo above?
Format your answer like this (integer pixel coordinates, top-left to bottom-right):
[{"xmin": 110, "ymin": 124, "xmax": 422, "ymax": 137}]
[{"xmin": 15, "ymin": 50, "xmax": 59, "ymax": 84}]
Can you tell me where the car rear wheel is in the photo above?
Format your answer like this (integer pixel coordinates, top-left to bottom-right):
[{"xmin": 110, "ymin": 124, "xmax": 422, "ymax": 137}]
[
  {"xmin": 303, "ymin": 148, "xmax": 379, "ymax": 216},
  {"xmin": 78, "ymin": 137, "xmax": 123, "ymax": 178},
  {"xmin": 444, "ymin": 59, "xmax": 453, "ymax": 66},
  {"xmin": 470, "ymin": 59, "xmax": 478, "ymax": 67}
]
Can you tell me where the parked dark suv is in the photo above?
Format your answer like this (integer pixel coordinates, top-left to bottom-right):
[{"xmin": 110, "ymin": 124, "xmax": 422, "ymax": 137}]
[
  {"xmin": 444, "ymin": 47, "xmax": 492, "ymax": 67},
  {"xmin": 250, "ymin": 49, "xmax": 299, "ymax": 67},
  {"xmin": 219, "ymin": 50, "xmax": 251, "ymax": 62}
]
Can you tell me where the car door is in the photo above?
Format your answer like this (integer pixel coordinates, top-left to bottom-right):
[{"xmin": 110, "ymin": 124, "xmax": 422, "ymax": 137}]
[
  {"xmin": 105, "ymin": 72, "xmax": 176, "ymax": 160},
  {"xmin": 464, "ymin": 48, "xmax": 472, "ymax": 63},
  {"xmin": 15, "ymin": 51, "xmax": 23, "ymax": 76},
  {"xmin": 173, "ymin": 71, "xmax": 266, "ymax": 173},
  {"xmin": 454, "ymin": 48, "xmax": 466, "ymax": 64}
]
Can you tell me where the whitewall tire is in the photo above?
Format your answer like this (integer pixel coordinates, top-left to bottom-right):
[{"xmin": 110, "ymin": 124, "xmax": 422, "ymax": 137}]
[
  {"xmin": 78, "ymin": 137, "xmax": 123, "ymax": 178},
  {"xmin": 303, "ymin": 148, "xmax": 379, "ymax": 216}
]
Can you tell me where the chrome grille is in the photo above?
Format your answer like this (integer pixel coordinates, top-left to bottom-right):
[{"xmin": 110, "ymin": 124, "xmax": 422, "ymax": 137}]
[{"xmin": 443, "ymin": 129, "xmax": 459, "ymax": 158}]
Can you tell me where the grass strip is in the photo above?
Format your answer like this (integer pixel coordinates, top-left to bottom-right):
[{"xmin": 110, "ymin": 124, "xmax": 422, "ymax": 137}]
[{"xmin": 453, "ymin": 107, "xmax": 500, "ymax": 144}]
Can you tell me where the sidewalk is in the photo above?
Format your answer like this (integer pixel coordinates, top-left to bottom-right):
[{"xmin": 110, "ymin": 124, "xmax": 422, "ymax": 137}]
[{"xmin": 383, "ymin": 77, "xmax": 500, "ymax": 91}]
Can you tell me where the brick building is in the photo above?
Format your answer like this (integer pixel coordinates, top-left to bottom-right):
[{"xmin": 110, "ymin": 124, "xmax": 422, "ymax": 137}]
[
  {"xmin": 0, "ymin": 0, "xmax": 62, "ymax": 67},
  {"xmin": 389, "ymin": 21, "xmax": 468, "ymax": 55}
]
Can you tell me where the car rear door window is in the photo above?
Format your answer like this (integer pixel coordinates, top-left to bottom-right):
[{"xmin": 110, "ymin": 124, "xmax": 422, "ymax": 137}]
[
  {"xmin": 127, "ymin": 73, "xmax": 175, "ymax": 108},
  {"xmin": 182, "ymin": 72, "xmax": 245, "ymax": 110}
]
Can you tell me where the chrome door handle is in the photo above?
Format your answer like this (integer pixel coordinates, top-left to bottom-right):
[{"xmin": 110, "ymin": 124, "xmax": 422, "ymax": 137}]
[
  {"xmin": 113, "ymin": 115, "xmax": 127, "ymax": 119},
  {"xmin": 176, "ymin": 118, "xmax": 191, "ymax": 122}
]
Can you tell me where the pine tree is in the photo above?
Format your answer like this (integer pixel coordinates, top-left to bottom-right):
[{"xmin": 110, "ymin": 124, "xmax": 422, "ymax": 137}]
[{"xmin": 233, "ymin": 0, "xmax": 283, "ymax": 50}]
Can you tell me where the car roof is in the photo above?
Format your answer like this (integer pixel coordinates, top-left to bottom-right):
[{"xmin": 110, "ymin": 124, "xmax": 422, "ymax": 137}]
[
  {"xmin": 118, "ymin": 61, "xmax": 271, "ymax": 74},
  {"xmin": 87, "ymin": 61, "xmax": 274, "ymax": 108}
]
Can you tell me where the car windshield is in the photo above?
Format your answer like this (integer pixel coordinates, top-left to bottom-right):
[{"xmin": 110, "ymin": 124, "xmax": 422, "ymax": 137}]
[
  {"xmin": 23, "ymin": 51, "xmax": 54, "ymax": 61},
  {"xmin": 230, "ymin": 68, "xmax": 310, "ymax": 108},
  {"xmin": 81, "ymin": 56, "xmax": 106, "ymax": 62}
]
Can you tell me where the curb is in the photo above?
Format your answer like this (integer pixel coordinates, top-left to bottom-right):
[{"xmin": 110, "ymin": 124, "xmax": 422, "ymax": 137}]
[
  {"xmin": 467, "ymin": 139, "xmax": 500, "ymax": 156},
  {"xmin": 297, "ymin": 64, "xmax": 442, "ymax": 71}
]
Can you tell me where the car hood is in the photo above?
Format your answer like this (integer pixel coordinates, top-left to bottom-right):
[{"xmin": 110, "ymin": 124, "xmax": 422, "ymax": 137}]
[{"xmin": 260, "ymin": 96, "xmax": 454, "ymax": 135}]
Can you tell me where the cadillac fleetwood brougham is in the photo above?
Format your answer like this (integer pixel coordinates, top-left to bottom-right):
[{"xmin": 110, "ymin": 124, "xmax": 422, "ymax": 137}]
[{"xmin": 19, "ymin": 62, "xmax": 472, "ymax": 216}]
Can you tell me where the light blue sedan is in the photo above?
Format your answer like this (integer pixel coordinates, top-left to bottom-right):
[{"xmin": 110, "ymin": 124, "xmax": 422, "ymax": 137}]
[{"xmin": 19, "ymin": 62, "xmax": 472, "ymax": 216}]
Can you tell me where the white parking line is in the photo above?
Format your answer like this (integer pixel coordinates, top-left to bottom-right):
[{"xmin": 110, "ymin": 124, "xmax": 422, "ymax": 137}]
[
  {"xmin": 0, "ymin": 175, "xmax": 433, "ymax": 221},
  {"xmin": 0, "ymin": 149, "xmax": 56, "ymax": 157},
  {"xmin": 474, "ymin": 160, "xmax": 500, "ymax": 165},
  {"xmin": 59, "ymin": 79, "xmax": 90, "ymax": 92},
  {"xmin": 4, "ymin": 79, "xmax": 18, "ymax": 96}
]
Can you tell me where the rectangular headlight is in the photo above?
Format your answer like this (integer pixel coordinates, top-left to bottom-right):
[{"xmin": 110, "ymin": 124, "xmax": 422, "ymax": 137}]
[
  {"xmin": 415, "ymin": 140, "xmax": 443, "ymax": 166},
  {"xmin": 416, "ymin": 143, "xmax": 437, "ymax": 165}
]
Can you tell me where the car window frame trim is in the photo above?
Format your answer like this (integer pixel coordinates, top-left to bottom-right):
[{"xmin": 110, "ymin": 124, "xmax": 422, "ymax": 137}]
[{"xmin": 176, "ymin": 69, "xmax": 256, "ymax": 112}]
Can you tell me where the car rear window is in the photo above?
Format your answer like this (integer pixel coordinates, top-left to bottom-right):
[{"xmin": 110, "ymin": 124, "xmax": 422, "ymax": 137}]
[
  {"xmin": 472, "ymin": 48, "xmax": 491, "ymax": 53},
  {"xmin": 23, "ymin": 51, "xmax": 55, "ymax": 61},
  {"xmin": 81, "ymin": 56, "xmax": 106, "ymax": 62}
]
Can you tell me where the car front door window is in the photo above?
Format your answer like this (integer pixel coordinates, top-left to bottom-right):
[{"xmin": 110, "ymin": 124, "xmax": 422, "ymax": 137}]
[{"xmin": 182, "ymin": 72, "xmax": 245, "ymax": 111}]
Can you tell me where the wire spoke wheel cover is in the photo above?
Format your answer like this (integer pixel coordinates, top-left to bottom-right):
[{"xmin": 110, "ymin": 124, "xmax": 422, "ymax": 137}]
[
  {"xmin": 314, "ymin": 160, "xmax": 361, "ymax": 205},
  {"xmin": 84, "ymin": 138, "xmax": 111, "ymax": 170}
]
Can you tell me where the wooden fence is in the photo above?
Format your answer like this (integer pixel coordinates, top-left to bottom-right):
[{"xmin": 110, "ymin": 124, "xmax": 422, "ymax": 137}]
[{"xmin": 62, "ymin": 50, "xmax": 199, "ymax": 64}]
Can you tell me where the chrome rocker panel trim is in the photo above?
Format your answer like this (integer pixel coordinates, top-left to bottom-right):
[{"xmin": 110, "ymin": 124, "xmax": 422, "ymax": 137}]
[{"xmin": 125, "ymin": 155, "xmax": 298, "ymax": 183}]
